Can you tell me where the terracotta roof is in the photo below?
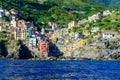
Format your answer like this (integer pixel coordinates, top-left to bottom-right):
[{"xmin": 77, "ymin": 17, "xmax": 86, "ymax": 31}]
[{"xmin": 102, "ymin": 30, "xmax": 117, "ymax": 34}]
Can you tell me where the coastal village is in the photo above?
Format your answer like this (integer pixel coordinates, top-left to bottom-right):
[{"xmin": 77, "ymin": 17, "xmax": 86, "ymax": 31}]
[{"xmin": 0, "ymin": 8, "xmax": 120, "ymax": 60}]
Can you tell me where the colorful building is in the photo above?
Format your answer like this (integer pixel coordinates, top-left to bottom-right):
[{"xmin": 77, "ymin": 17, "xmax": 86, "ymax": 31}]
[
  {"xmin": 102, "ymin": 31, "xmax": 118, "ymax": 39},
  {"xmin": 38, "ymin": 40, "xmax": 49, "ymax": 55},
  {"xmin": 41, "ymin": 27, "xmax": 45, "ymax": 35},
  {"xmin": 103, "ymin": 10, "xmax": 112, "ymax": 16},
  {"xmin": 79, "ymin": 39, "xmax": 87, "ymax": 47},
  {"xmin": 68, "ymin": 21, "xmax": 75, "ymax": 29},
  {"xmin": 17, "ymin": 20, "xmax": 26, "ymax": 27},
  {"xmin": 28, "ymin": 27, "xmax": 34, "ymax": 37},
  {"xmin": 0, "ymin": 26, "xmax": 1, "ymax": 31},
  {"xmin": 10, "ymin": 9, "xmax": 18, "ymax": 15},
  {"xmin": 0, "ymin": 9, "xmax": 5, "ymax": 18},
  {"xmin": 13, "ymin": 20, "xmax": 27, "ymax": 40},
  {"xmin": 29, "ymin": 37, "xmax": 37, "ymax": 47},
  {"xmin": 5, "ymin": 10, "xmax": 10, "ymax": 17},
  {"xmin": 49, "ymin": 30, "xmax": 58, "ymax": 42},
  {"xmin": 14, "ymin": 27, "xmax": 27, "ymax": 40}
]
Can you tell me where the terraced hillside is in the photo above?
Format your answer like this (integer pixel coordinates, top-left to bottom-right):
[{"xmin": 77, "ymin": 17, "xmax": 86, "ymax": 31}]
[{"xmin": 0, "ymin": 0, "xmax": 108, "ymax": 28}]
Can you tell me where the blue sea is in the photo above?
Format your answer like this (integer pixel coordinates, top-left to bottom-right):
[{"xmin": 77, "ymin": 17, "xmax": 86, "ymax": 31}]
[{"xmin": 0, "ymin": 60, "xmax": 120, "ymax": 80}]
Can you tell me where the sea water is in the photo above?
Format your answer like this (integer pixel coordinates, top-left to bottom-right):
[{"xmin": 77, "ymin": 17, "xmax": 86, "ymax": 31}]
[{"xmin": 0, "ymin": 60, "xmax": 120, "ymax": 80}]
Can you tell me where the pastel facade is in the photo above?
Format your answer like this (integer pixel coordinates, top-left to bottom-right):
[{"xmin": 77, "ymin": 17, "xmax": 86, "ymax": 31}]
[
  {"xmin": 103, "ymin": 10, "xmax": 112, "ymax": 16},
  {"xmin": 10, "ymin": 9, "xmax": 18, "ymax": 15},
  {"xmin": 49, "ymin": 30, "xmax": 58, "ymax": 41},
  {"xmin": 28, "ymin": 27, "xmax": 34, "ymax": 37},
  {"xmin": 88, "ymin": 12, "xmax": 103, "ymax": 23},
  {"xmin": 29, "ymin": 37, "xmax": 37, "ymax": 47},
  {"xmin": 0, "ymin": 26, "xmax": 2, "ymax": 31},
  {"xmin": 17, "ymin": 20, "xmax": 26, "ymax": 27},
  {"xmin": 5, "ymin": 10, "xmax": 10, "ymax": 17},
  {"xmin": 88, "ymin": 15, "xmax": 97, "ymax": 23},
  {"xmin": 0, "ymin": 9, "xmax": 5, "ymax": 17},
  {"xmin": 14, "ymin": 28, "xmax": 27, "ymax": 40},
  {"xmin": 68, "ymin": 21, "xmax": 75, "ymax": 29},
  {"xmin": 41, "ymin": 27, "xmax": 45, "ymax": 35},
  {"xmin": 102, "ymin": 31, "xmax": 118, "ymax": 39},
  {"xmin": 79, "ymin": 39, "xmax": 87, "ymax": 47},
  {"xmin": 38, "ymin": 40, "xmax": 49, "ymax": 54},
  {"xmin": 13, "ymin": 20, "xmax": 27, "ymax": 40}
]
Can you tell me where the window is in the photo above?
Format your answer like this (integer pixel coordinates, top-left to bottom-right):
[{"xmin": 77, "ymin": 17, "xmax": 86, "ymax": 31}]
[{"xmin": 112, "ymin": 34, "xmax": 114, "ymax": 37}]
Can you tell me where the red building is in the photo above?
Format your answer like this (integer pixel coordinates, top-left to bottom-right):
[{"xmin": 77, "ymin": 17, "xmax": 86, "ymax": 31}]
[{"xmin": 38, "ymin": 40, "xmax": 49, "ymax": 54}]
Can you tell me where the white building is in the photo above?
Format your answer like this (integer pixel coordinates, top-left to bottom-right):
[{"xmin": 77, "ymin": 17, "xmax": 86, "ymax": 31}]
[
  {"xmin": 10, "ymin": 9, "xmax": 18, "ymax": 15},
  {"xmin": 41, "ymin": 27, "xmax": 45, "ymax": 35},
  {"xmin": 68, "ymin": 21, "xmax": 75, "ymax": 29},
  {"xmin": 0, "ymin": 26, "xmax": 2, "ymax": 31},
  {"xmin": 88, "ymin": 12, "xmax": 103, "ymax": 23},
  {"xmin": 91, "ymin": 27, "xmax": 100, "ymax": 34},
  {"xmin": 29, "ymin": 37, "xmax": 37, "ymax": 47},
  {"xmin": 102, "ymin": 31, "xmax": 118, "ymax": 39},
  {"xmin": 88, "ymin": 14, "xmax": 99, "ymax": 23},
  {"xmin": 103, "ymin": 10, "xmax": 112, "ymax": 16},
  {"xmin": 0, "ymin": 9, "xmax": 5, "ymax": 18},
  {"xmin": 11, "ymin": 20, "xmax": 17, "ymax": 28}
]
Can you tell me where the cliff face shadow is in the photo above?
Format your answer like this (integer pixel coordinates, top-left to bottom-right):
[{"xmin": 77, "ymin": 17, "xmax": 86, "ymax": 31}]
[
  {"xmin": 0, "ymin": 40, "xmax": 8, "ymax": 57},
  {"xmin": 48, "ymin": 42, "xmax": 63, "ymax": 57},
  {"xmin": 19, "ymin": 40, "xmax": 33, "ymax": 59}
]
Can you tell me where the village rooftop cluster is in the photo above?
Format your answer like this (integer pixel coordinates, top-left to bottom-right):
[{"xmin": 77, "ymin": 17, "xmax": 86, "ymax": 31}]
[{"xmin": 0, "ymin": 8, "xmax": 120, "ymax": 59}]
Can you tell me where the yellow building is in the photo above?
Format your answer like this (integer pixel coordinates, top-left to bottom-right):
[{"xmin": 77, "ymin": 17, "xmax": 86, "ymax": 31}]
[
  {"xmin": 5, "ymin": 10, "xmax": 10, "ymax": 17},
  {"xmin": 79, "ymin": 39, "xmax": 87, "ymax": 47},
  {"xmin": 49, "ymin": 30, "xmax": 58, "ymax": 42},
  {"xmin": 14, "ymin": 29, "xmax": 27, "ymax": 40},
  {"xmin": 13, "ymin": 29, "xmax": 17, "ymax": 40},
  {"xmin": 14, "ymin": 20, "xmax": 27, "ymax": 40},
  {"xmin": 20, "ymin": 30, "xmax": 27, "ymax": 40}
]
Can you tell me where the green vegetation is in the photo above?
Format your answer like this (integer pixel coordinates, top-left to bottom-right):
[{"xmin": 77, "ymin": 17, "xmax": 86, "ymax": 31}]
[
  {"xmin": 72, "ymin": 26, "xmax": 83, "ymax": 33},
  {"xmin": 89, "ymin": 10, "xmax": 120, "ymax": 32},
  {"xmin": 0, "ymin": 31, "xmax": 10, "ymax": 40},
  {"xmin": 16, "ymin": 41, "xmax": 20, "ymax": 46},
  {"xmin": 0, "ymin": 0, "xmax": 108, "ymax": 29},
  {"xmin": 105, "ymin": 41, "xmax": 111, "ymax": 48}
]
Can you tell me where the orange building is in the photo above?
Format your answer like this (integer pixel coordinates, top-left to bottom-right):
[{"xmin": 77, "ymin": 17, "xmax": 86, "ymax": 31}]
[
  {"xmin": 38, "ymin": 40, "xmax": 49, "ymax": 54},
  {"xmin": 79, "ymin": 39, "xmax": 87, "ymax": 47}
]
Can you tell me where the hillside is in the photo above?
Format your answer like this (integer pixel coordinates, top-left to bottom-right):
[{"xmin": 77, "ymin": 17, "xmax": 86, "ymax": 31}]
[
  {"xmin": 89, "ymin": 10, "xmax": 120, "ymax": 32},
  {"xmin": 92, "ymin": 0, "xmax": 120, "ymax": 8},
  {"xmin": 0, "ymin": 0, "xmax": 108, "ymax": 28}
]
